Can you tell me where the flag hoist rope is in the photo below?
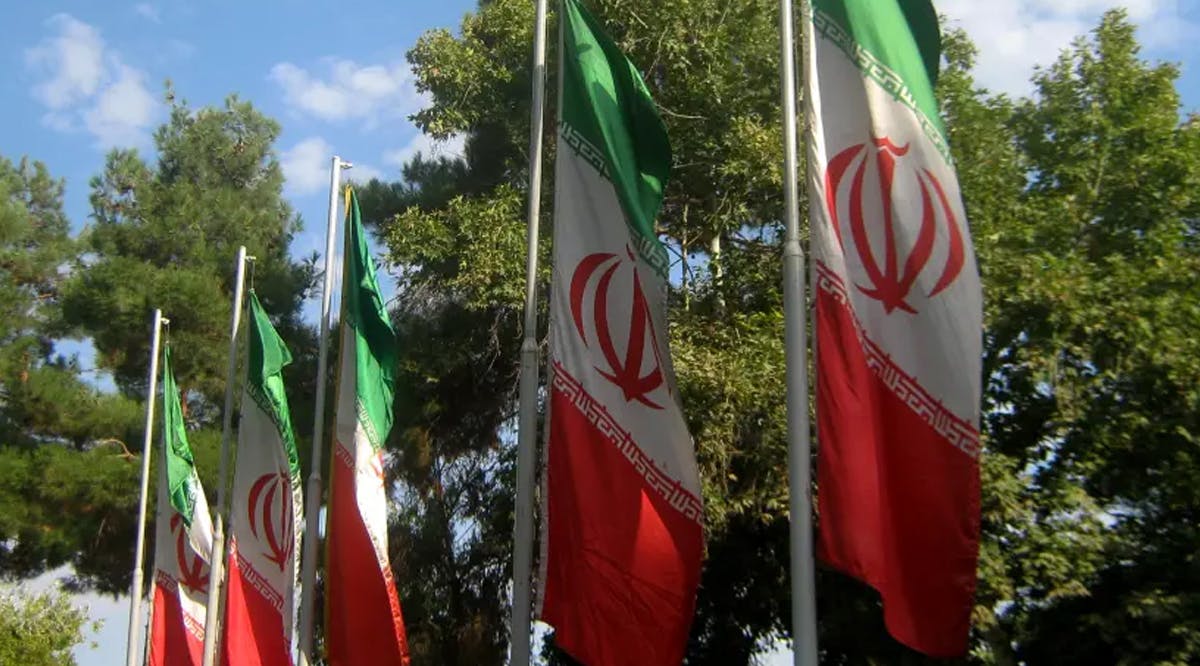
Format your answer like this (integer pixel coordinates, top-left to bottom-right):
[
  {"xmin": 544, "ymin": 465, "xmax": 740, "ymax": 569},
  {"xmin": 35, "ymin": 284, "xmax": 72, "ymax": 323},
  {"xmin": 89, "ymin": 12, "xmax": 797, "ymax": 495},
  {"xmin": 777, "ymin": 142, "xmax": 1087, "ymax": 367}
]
[
  {"xmin": 126, "ymin": 308, "xmax": 168, "ymax": 666},
  {"xmin": 510, "ymin": 0, "xmax": 550, "ymax": 663},
  {"xmin": 202, "ymin": 246, "xmax": 253, "ymax": 666},
  {"xmin": 782, "ymin": 0, "xmax": 819, "ymax": 664},
  {"xmin": 298, "ymin": 156, "xmax": 352, "ymax": 666}
]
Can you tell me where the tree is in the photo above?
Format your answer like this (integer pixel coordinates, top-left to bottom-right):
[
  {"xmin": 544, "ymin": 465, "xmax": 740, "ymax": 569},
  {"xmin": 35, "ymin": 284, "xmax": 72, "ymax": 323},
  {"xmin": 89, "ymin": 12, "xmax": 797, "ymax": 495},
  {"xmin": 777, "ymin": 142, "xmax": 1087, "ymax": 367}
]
[
  {"xmin": 0, "ymin": 155, "xmax": 147, "ymax": 591},
  {"xmin": 60, "ymin": 90, "xmax": 322, "ymax": 485},
  {"xmin": 0, "ymin": 92, "xmax": 320, "ymax": 596},
  {"xmin": 0, "ymin": 156, "xmax": 94, "ymax": 447},
  {"xmin": 359, "ymin": 157, "xmax": 528, "ymax": 662},
  {"xmin": 0, "ymin": 586, "xmax": 94, "ymax": 666},
  {"xmin": 62, "ymin": 92, "xmax": 317, "ymax": 425},
  {"xmin": 0, "ymin": 154, "xmax": 146, "ymax": 456},
  {"xmin": 374, "ymin": 0, "xmax": 800, "ymax": 662},
  {"xmin": 375, "ymin": 3, "xmax": 1200, "ymax": 664},
  {"xmin": 993, "ymin": 13, "xmax": 1200, "ymax": 664},
  {"xmin": 0, "ymin": 156, "xmax": 71, "ymax": 366}
]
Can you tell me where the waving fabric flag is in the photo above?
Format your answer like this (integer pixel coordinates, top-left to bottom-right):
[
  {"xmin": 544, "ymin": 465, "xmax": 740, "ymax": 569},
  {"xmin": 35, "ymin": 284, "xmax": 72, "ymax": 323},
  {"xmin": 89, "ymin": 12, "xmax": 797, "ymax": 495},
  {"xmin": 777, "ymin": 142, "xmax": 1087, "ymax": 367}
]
[
  {"xmin": 221, "ymin": 293, "xmax": 303, "ymax": 666},
  {"xmin": 536, "ymin": 1, "xmax": 704, "ymax": 664},
  {"xmin": 150, "ymin": 346, "xmax": 215, "ymax": 666},
  {"xmin": 807, "ymin": 0, "xmax": 983, "ymax": 656},
  {"xmin": 324, "ymin": 188, "xmax": 410, "ymax": 666}
]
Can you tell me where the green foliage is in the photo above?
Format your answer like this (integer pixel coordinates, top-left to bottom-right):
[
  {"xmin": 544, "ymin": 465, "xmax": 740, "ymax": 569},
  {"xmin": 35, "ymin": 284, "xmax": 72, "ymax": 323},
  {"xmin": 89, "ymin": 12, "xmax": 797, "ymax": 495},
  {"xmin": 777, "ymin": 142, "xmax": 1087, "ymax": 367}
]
[
  {"xmin": 360, "ymin": 154, "xmax": 529, "ymax": 664},
  {"xmin": 0, "ymin": 91, "xmax": 317, "ymax": 596},
  {"xmin": 62, "ymin": 92, "xmax": 316, "ymax": 418},
  {"xmin": 0, "ymin": 154, "xmax": 153, "ymax": 590},
  {"xmin": 0, "ymin": 444, "xmax": 142, "ymax": 594},
  {"xmin": 386, "ymin": 183, "xmax": 529, "ymax": 309},
  {"xmin": 389, "ymin": 448, "xmax": 514, "ymax": 665},
  {"xmin": 0, "ymin": 3, "xmax": 1193, "ymax": 664},
  {"xmin": 385, "ymin": 1, "xmax": 804, "ymax": 661},
  {"xmin": 673, "ymin": 310, "xmax": 788, "ymax": 533},
  {"xmin": 0, "ymin": 586, "xmax": 95, "ymax": 666},
  {"xmin": 377, "ymin": 3, "xmax": 1200, "ymax": 664},
  {"xmin": 0, "ymin": 156, "xmax": 76, "ymax": 445},
  {"xmin": 0, "ymin": 156, "xmax": 71, "ymax": 345},
  {"xmin": 990, "ymin": 13, "xmax": 1200, "ymax": 664}
]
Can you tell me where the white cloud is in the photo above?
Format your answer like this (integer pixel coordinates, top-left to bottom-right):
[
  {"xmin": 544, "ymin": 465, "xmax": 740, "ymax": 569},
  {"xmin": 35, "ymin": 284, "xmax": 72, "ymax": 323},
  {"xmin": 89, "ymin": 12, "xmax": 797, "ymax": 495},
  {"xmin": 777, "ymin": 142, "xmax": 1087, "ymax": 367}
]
[
  {"xmin": 281, "ymin": 136, "xmax": 336, "ymax": 196},
  {"xmin": 939, "ymin": 0, "xmax": 1195, "ymax": 96},
  {"xmin": 269, "ymin": 59, "xmax": 423, "ymax": 126},
  {"xmin": 383, "ymin": 132, "xmax": 465, "ymax": 170},
  {"xmin": 83, "ymin": 63, "xmax": 157, "ymax": 147},
  {"xmin": 26, "ymin": 14, "xmax": 106, "ymax": 109},
  {"xmin": 134, "ymin": 3, "xmax": 161, "ymax": 23},
  {"xmin": 281, "ymin": 137, "xmax": 388, "ymax": 196},
  {"xmin": 24, "ymin": 14, "xmax": 159, "ymax": 148}
]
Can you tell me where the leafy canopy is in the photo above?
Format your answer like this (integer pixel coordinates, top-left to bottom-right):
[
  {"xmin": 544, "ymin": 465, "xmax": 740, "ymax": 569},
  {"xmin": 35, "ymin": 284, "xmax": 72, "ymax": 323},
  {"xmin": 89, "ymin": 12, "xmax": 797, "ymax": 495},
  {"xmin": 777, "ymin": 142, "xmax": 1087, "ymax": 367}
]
[
  {"xmin": 369, "ymin": 3, "xmax": 1200, "ymax": 664},
  {"xmin": 0, "ymin": 586, "xmax": 95, "ymax": 666}
]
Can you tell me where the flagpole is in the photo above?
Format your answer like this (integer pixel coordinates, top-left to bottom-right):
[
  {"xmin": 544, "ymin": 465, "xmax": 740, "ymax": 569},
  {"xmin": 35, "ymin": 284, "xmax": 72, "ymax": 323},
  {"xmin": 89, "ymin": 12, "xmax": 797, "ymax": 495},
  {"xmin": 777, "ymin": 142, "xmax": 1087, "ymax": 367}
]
[
  {"xmin": 510, "ymin": 0, "xmax": 550, "ymax": 662},
  {"xmin": 126, "ymin": 309, "xmax": 168, "ymax": 666},
  {"xmin": 201, "ymin": 246, "xmax": 251, "ymax": 666},
  {"xmin": 781, "ymin": 0, "xmax": 818, "ymax": 664},
  {"xmin": 298, "ymin": 156, "xmax": 351, "ymax": 666}
]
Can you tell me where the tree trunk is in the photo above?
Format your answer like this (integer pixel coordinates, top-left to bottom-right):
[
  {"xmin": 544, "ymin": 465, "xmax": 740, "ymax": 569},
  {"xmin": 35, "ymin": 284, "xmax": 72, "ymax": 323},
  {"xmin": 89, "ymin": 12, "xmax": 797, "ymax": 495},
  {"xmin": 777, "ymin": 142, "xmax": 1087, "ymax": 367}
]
[{"xmin": 710, "ymin": 234, "xmax": 724, "ymax": 313}]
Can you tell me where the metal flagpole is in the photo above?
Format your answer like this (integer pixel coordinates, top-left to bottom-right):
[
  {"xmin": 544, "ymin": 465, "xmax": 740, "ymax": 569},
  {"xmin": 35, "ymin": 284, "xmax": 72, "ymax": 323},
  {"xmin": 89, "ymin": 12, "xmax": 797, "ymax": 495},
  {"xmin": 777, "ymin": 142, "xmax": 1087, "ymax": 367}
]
[
  {"xmin": 201, "ymin": 246, "xmax": 252, "ymax": 666},
  {"xmin": 126, "ymin": 308, "xmax": 168, "ymax": 666},
  {"xmin": 510, "ymin": 0, "xmax": 550, "ymax": 662},
  {"xmin": 781, "ymin": 0, "xmax": 818, "ymax": 664},
  {"xmin": 298, "ymin": 156, "xmax": 352, "ymax": 666}
]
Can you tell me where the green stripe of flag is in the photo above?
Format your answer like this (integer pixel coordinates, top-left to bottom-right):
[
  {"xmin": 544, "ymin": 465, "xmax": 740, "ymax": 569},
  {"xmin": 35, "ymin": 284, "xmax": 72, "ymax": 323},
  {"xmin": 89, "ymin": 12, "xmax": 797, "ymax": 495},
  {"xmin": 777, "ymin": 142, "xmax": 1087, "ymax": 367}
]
[
  {"xmin": 814, "ymin": 0, "xmax": 948, "ymax": 160},
  {"xmin": 246, "ymin": 292, "xmax": 301, "ymax": 479},
  {"xmin": 162, "ymin": 346, "xmax": 197, "ymax": 525},
  {"xmin": 560, "ymin": 0, "xmax": 672, "ymax": 277},
  {"xmin": 343, "ymin": 188, "xmax": 397, "ymax": 451}
]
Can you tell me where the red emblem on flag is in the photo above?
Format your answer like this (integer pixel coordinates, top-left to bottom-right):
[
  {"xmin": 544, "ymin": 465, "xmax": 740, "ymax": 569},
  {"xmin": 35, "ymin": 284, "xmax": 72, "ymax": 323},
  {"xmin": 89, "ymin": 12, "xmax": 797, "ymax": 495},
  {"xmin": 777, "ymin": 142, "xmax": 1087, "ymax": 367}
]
[
  {"xmin": 569, "ymin": 248, "xmax": 668, "ymax": 409},
  {"xmin": 825, "ymin": 136, "xmax": 965, "ymax": 314},
  {"xmin": 170, "ymin": 513, "xmax": 209, "ymax": 593},
  {"xmin": 247, "ymin": 471, "xmax": 294, "ymax": 571}
]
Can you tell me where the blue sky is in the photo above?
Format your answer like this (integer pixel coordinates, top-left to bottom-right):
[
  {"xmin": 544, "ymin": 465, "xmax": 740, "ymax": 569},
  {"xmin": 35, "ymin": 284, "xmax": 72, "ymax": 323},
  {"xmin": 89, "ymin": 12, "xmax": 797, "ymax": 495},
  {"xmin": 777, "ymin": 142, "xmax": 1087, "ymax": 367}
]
[
  {"xmin": 2, "ymin": 0, "xmax": 1199, "ymax": 664},
  {"xmin": 3, "ymin": 0, "xmax": 472, "ymax": 308}
]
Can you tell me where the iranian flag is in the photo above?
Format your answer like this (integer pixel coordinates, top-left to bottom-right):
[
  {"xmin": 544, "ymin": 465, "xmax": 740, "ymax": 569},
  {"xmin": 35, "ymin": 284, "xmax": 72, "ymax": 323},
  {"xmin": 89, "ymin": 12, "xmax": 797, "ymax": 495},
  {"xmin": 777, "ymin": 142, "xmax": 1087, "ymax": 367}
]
[
  {"xmin": 221, "ymin": 293, "xmax": 303, "ymax": 666},
  {"xmin": 537, "ymin": 1, "xmax": 704, "ymax": 664},
  {"xmin": 149, "ymin": 346, "xmax": 215, "ymax": 666},
  {"xmin": 324, "ymin": 188, "xmax": 410, "ymax": 666},
  {"xmin": 807, "ymin": 0, "xmax": 983, "ymax": 656}
]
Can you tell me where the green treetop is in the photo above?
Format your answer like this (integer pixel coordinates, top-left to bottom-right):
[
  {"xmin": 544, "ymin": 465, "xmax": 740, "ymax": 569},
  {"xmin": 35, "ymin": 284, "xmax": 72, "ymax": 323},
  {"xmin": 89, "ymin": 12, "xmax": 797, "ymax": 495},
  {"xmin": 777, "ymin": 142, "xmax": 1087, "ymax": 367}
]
[{"xmin": 62, "ymin": 92, "xmax": 317, "ymax": 424}]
